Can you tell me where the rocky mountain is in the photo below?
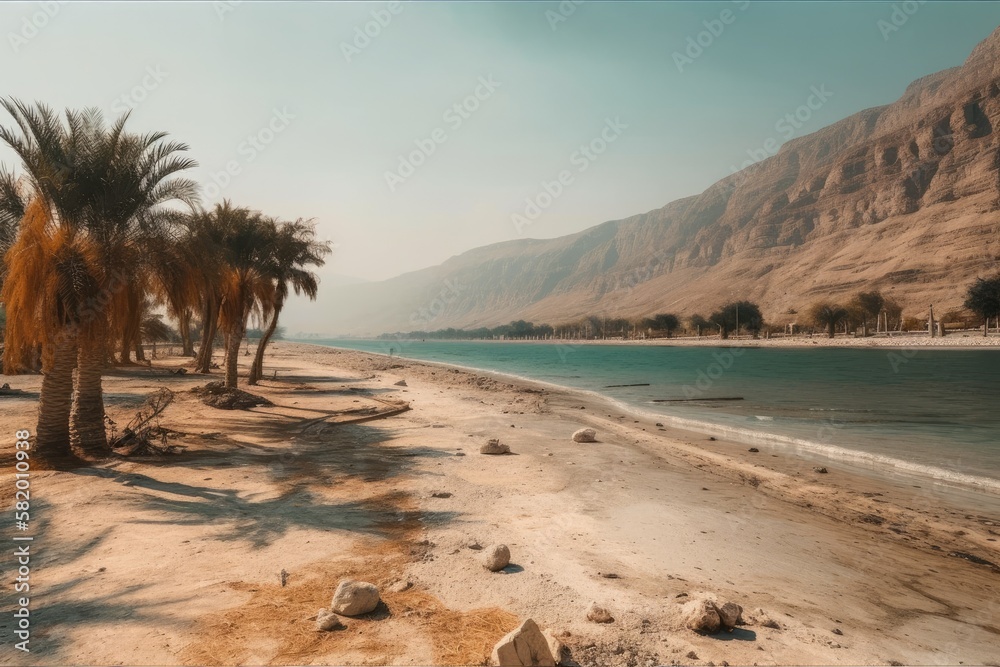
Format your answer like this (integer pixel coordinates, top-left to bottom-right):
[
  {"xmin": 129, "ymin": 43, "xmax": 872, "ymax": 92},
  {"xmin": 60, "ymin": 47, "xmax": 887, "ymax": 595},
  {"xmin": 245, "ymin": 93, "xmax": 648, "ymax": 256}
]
[{"xmin": 313, "ymin": 28, "xmax": 1000, "ymax": 336}]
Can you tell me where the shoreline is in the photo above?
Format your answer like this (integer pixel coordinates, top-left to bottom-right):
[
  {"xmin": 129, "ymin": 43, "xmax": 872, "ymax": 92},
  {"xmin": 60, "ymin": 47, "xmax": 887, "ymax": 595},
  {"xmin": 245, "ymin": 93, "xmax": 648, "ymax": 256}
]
[
  {"xmin": 299, "ymin": 333, "xmax": 1000, "ymax": 350},
  {"xmin": 3, "ymin": 342, "xmax": 999, "ymax": 665},
  {"xmin": 303, "ymin": 341, "xmax": 1000, "ymax": 499},
  {"xmin": 307, "ymin": 340, "xmax": 1000, "ymax": 512}
]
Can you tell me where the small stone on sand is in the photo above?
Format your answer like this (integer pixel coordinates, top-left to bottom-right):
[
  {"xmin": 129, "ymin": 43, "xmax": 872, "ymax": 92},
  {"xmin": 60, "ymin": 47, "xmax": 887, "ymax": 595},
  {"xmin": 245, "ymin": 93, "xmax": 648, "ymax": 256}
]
[
  {"xmin": 586, "ymin": 602, "xmax": 614, "ymax": 624},
  {"xmin": 683, "ymin": 598, "xmax": 721, "ymax": 633},
  {"xmin": 484, "ymin": 544, "xmax": 511, "ymax": 572},
  {"xmin": 481, "ymin": 439, "xmax": 511, "ymax": 455},
  {"xmin": 572, "ymin": 428, "xmax": 597, "ymax": 443},
  {"xmin": 716, "ymin": 601, "xmax": 744, "ymax": 630},
  {"xmin": 316, "ymin": 608, "xmax": 345, "ymax": 631},
  {"xmin": 491, "ymin": 618, "xmax": 555, "ymax": 666},
  {"xmin": 331, "ymin": 580, "xmax": 380, "ymax": 616}
]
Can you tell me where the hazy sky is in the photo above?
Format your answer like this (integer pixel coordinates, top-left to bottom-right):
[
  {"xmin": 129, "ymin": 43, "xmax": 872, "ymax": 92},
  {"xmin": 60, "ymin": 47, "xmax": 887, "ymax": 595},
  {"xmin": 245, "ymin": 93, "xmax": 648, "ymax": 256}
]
[{"xmin": 2, "ymin": 1, "xmax": 999, "ymax": 289}]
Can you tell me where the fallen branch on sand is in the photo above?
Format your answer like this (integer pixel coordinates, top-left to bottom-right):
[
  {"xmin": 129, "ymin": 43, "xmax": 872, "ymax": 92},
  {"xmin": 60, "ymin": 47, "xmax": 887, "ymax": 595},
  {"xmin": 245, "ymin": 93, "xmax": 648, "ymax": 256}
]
[
  {"xmin": 111, "ymin": 388, "xmax": 184, "ymax": 456},
  {"xmin": 298, "ymin": 400, "xmax": 411, "ymax": 434},
  {"xmin": 604, "ymin": 383, "xmax": 651, "ymax": 388}
]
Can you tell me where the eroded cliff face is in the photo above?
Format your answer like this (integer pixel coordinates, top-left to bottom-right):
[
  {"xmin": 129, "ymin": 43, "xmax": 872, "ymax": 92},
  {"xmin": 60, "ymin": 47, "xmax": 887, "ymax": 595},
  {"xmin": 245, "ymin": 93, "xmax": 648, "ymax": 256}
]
[{"xmin": 317, "ymin": 29, "xmax": 1000, "ymax": 336}]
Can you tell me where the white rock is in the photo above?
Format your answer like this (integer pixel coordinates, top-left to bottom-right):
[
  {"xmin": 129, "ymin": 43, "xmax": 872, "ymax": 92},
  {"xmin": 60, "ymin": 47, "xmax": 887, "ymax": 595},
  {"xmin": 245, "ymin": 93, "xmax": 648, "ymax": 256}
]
[
  {"xmin": 716, "ymin": 601, "xmax": 743, "ymax": 630},
  {"xmin": 481, "ymin": 439, "xmax": 511, "ymax": 455},
  {"xmin": 586, "ymin": 602, "xmax": 614, "ymax": 623},
  {"xmin": 330, "ymin": 579, "xmax": 380, "ymax": 616},
  {"xmin": 484, "ymin": 544, "xmax": 511, "ymax": 572},
  {"xmin": 572, "ymin": 428, "xmax": 597, "ymax": 443},
  {"xmin": 542, "ymin": 629, "xmax": 569, "ymax": 665},
  {"xmin": 683, "ymin": 598, "xmax": 721, "ymax": 633},
  {"xmin": 491, "ymin": 618, "xmax": 555, "ymax": 666},
  {"xmin": 315, "ymin": 607, "xmax": 344, "ymax": 631}
]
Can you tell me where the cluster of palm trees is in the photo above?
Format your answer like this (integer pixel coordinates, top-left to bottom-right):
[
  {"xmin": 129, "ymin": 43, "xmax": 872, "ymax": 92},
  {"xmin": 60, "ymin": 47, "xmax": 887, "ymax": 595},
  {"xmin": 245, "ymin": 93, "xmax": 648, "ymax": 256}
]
[
  {"xmin": 808, "ymin": 291, "xmax": 902, "ymax": 338},
  {"xmin": 0, "ymin": 100, "xmax": 330, "ymax": 468}
]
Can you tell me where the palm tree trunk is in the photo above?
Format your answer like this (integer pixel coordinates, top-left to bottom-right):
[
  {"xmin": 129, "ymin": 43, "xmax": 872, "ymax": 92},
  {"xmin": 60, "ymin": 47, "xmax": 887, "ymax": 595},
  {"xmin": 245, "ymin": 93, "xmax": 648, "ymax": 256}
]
[
  {"xmin": 134, "ymin": 338, "xmax": 146, "ymax": 362},
  {"xmin": 223, "ymin": 322, "xmax": 245, "ymax": 388},
  {"xmin": 248, "ymin": 306, "xmax": 282, "ymax": 385},
  {"xmin": 179, "ymin": 309, "xmax": 194, "ymax": 356},
  {"xmin": 35, "ymin": 334, "xmax": 79, "ymax": 468},
  {"xmin": 196, "ymin": 299, "xmax": 218, "ymax": 373},
  {"xmin": 71, "ymin": 336, "xmax": 109, "ymax": 457},
  {"xmin": 119, "ymin": 330, "xmax": 131, "ymax": 364}
]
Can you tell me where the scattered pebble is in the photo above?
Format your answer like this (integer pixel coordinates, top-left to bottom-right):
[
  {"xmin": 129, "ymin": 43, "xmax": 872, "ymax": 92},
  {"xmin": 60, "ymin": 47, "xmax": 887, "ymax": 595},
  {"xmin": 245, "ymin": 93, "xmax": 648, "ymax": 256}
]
[
  {"xmin": 586, "ymin": 602, "xmax": 614, "ymax": 623},
  {"xmin": 480, "ymin": 439, "xmax": 511, "ymax": 455},
  {"xmin": 813, "ymin": 466, "xmax": 829, "ymax": 474},
  {"xmin": 316, "ymin": 608, "xmax": 345, "ymax": 631},
  {"xmin": 484, "ymin": 544, "xmax": 511, "ymax": 572}
]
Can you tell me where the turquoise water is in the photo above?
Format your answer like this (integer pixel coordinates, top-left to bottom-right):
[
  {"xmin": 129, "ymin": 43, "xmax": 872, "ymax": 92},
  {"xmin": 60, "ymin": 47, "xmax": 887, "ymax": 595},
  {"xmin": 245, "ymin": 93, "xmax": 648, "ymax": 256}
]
[{"xmin": 306, "ymin": 339, "xmax": 1000, "ymax": 492}]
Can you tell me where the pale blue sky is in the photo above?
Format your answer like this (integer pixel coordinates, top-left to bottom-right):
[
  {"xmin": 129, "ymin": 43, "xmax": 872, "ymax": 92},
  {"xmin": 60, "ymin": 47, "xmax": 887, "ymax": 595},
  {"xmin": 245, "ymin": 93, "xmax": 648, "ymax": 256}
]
[{"xmin": 2, "ymin": 1, "xmax": 999, "ymax": 285}]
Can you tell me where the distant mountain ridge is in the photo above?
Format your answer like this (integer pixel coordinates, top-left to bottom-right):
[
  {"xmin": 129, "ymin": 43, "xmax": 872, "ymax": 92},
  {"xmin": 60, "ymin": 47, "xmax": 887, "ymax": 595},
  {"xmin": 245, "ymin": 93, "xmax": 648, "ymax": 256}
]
[{"xmin": 310, "ymin": 27, "xmax": 1000, "ymax": 336}]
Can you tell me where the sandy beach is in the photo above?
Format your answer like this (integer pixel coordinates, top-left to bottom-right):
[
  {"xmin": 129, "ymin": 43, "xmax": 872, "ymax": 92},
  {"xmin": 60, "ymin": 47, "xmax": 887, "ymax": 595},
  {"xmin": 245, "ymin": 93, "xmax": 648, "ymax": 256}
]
[{"xmin": 3, "ymin": 341, "xmax": 999, "ymax": 666}]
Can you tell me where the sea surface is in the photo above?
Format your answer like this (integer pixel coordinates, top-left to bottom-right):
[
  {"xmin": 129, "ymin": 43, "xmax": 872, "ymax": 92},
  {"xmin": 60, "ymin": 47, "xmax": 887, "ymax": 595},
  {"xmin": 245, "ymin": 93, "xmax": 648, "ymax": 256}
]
[{"xmin": 304, "ymin": 339, "xmax": 1000, "ymax": 493}]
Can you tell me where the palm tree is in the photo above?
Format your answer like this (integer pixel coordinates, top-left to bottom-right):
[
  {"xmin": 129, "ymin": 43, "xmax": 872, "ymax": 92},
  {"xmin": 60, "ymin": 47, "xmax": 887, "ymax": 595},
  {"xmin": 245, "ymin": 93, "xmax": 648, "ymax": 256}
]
[
  {"xmin": 0, "ymin": 100, "xmax": 197, "ymax": 460},
  {"xmin": 188, "ymin": 204, "xmax": 235, "ymax": 374},
  {"xmin": 248, "ymin": 219, "xmax": 330, "ymax": 385},
  {"xmin": 213, "ymin": 205, "xmax": 276, "ymax": 388},
  {"xmin": 70, "ymin": 118, "xmax": 197, "ymax": 455},
  {"xmin": 149, "ymin": 215, "xmax": 201, "ymax": 357},
  {"xmin": 809, "ymin": 302, "xmax": 849, "ymax": 338}
]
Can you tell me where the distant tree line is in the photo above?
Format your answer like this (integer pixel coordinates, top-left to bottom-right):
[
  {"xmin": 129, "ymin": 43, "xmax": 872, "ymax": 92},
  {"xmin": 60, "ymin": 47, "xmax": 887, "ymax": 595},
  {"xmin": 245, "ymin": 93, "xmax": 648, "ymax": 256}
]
[
  {"xmin": 381, "ymin": 301, "xmax": 769, "ymax": 341},
  {"xmin": 382, "ymin": 275, "xmax": 1000, "ymax": 342}
]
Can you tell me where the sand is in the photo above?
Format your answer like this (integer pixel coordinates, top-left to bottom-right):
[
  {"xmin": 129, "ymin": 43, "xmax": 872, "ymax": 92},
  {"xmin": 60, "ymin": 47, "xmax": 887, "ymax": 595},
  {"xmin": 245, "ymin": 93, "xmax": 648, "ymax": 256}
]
[{"xmin": 2, "ymin": 341, "xmax": 999, "ymax": 666}]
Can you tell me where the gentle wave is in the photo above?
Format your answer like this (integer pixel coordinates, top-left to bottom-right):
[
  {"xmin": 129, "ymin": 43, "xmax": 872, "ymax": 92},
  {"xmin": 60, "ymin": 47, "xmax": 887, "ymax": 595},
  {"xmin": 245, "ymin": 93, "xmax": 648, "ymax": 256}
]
[
  {"xmin": 598, "ymin": 395, "xmax": 1000, "ymax": 495},
  {"xmin": 318, "ymin": 343, "xmax": 1000, "ymax": 495}
]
